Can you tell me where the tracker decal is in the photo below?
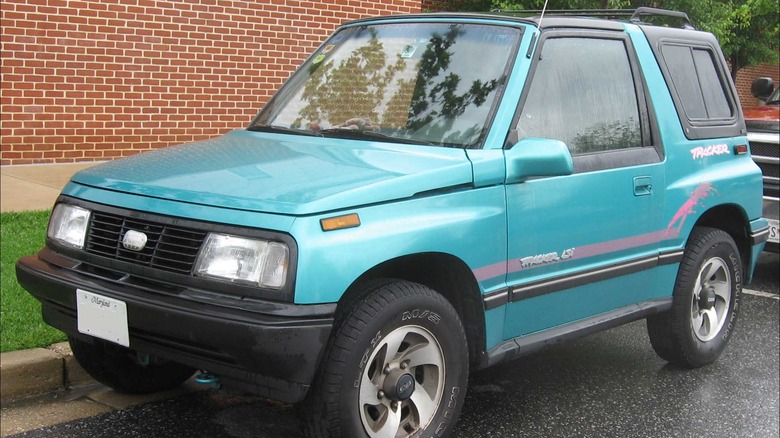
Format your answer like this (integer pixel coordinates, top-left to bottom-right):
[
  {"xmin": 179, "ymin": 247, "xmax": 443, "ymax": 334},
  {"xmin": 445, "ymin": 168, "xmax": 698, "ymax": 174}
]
[{"xmin": 690, "ymin": 144, "xmax": 729, "ymax": 160}]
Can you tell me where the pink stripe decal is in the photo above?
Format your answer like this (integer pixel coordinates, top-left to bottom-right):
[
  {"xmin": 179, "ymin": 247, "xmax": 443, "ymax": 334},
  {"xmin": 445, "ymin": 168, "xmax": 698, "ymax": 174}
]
[
  {"xmin": 473, "ymin": 261, "xmax": 507, "ymax": 282},
  {"xmin": 572, "ymin": 229, "xmax": 671, "ymax": 259},
  {"xmin": 473, "ymin": 227, "xmax": 680, "ymax": 282}
]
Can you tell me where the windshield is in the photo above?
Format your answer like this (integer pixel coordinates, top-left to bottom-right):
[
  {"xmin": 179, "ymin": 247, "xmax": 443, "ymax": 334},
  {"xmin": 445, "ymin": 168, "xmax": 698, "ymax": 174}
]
[{"xmin": 249, "ymin": 22, "xmax": 523, "ymax": 148}]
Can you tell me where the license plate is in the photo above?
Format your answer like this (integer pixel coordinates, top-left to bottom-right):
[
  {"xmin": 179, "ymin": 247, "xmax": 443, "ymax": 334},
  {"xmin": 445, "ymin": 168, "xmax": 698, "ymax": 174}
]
[
  {"xmin": 77, "ymin": 289, "xmax": 130, "ymax": 347},
  {"xmin": 769, "ymin": 219, "xmax": 779, "ymax": 244}
]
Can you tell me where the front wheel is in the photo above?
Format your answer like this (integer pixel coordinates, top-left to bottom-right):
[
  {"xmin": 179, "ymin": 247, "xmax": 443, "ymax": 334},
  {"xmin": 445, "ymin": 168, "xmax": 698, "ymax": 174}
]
[
  {"xmin": 647, "ymin": 227, "xmax": 742, "ymax": 368},
  {"xmin": 303, "ymin": 280, "xmax": 469, "ymax": 438}
]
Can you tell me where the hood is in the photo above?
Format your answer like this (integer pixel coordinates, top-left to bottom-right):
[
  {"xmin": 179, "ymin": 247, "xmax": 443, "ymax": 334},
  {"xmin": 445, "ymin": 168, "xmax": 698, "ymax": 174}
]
[
  {"xmin": 744, "ymin": 104, "xmax": 780, "ymax": 122},
  {"xmin": 744, "ymin": 104, "xmax": 780, "ymax": 132},
  {"xmin": 71, "ymin": 130, "xmax": 474, "ymax": 215}
]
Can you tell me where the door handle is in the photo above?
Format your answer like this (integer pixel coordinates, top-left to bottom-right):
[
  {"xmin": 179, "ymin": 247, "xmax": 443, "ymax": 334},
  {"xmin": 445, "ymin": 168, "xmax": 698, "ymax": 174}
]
[{"xmin": 633, "ymin": 176, "xmax": 653, "ymax": 196}]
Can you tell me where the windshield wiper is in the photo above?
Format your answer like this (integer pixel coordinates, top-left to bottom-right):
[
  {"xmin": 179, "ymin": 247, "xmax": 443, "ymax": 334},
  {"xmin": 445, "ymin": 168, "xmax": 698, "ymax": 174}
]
[
  {"xmin": 247, "ymin": 125, "xmax": 318, "ymax": 137},
  {"xmin": 317, "ymin": 128, "xmax": 437, "ymax": 146}
]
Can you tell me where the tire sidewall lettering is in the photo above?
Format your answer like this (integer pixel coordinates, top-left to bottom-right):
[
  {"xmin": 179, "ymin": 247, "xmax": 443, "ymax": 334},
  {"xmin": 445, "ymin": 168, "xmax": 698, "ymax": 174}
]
[
  {"xmin": 401, "ymin": 308, "xmax": 442, "ymax": 324},
  {"xmin": 358, "ymin": 330, "xmax": 383, "ymax": 371},
  {"xmin": 435, "ymin": 387, "xmax": 462, "ymax": 436},
  {"xmin": 721, "ymin": 250, "xmax": 741, "ymax": 342},
  {"xmin": 686, "ymin": 235, "xmax": 741, "ymax": 360},
  {"xmin": 340, "ymin": 290, "xmax": 467, "ymax": 438}
]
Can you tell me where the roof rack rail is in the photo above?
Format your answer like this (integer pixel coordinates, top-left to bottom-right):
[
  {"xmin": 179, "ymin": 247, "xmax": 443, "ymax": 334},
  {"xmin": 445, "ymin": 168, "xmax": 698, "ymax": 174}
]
[
  {"xmin": 491, "ymin": 7, "xmax": 695, "ymax": 30},
  {"xmin": 629, "ymin": 7, "xmax": 695, "ymax": 29},
  {"xmin": 492, "ymin": 8, "xmax": 634, "ymax": 19}
]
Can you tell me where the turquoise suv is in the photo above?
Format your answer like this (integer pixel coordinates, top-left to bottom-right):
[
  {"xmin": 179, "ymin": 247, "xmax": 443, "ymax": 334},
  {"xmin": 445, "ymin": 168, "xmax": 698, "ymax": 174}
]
[{"xmin": 17, "ymin": 8, "xmax": 768, "ymax": 438}]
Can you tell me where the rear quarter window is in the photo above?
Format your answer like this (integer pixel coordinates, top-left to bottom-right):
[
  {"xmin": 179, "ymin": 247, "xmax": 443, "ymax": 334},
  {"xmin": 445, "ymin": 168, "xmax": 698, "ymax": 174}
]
[
  {"xmin": 640, "ymin": 26, "xmax": 745, "ymax": 140},
  {"xmin": 662, "ymin": 44, "xmax": 733, "ymax": 121}
]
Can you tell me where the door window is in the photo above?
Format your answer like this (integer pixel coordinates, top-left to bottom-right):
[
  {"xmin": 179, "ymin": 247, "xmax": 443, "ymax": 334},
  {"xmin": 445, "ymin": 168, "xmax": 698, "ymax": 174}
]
[{"xmin": 516, "ymin": 36, "xmax": 642, "ymax": 156}]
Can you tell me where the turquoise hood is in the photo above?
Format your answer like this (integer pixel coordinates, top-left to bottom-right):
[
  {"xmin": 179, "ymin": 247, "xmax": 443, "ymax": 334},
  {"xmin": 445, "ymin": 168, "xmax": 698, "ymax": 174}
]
[{"xmin": 71, "ymin": 130, "xmax": 475, "ymax": 215}]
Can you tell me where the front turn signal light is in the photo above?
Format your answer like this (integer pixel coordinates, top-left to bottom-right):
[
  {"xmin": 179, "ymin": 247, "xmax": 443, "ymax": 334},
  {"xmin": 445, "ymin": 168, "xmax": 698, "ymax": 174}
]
[{"xmin": 320, "ymin": 213, "xmax": 361, "ymax": 231}]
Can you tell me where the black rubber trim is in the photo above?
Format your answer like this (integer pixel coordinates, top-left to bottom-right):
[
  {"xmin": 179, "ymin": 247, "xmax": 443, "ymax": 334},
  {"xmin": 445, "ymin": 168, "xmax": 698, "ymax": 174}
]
[
  {"xmin": 511, "ymin": 256, "xmax": 656, "ymax": 301},
  {"xmin": 751, "ymin": 225, "xmax": 770, "ymax": 245},
  {"xmin": 484, "ymin": 297, "xmax": 672, "ymax": 368},
  {"xmin": 16, "ymin": 254, "xmax": 333, "ymax": 403},
  {"xmin": 507, "ymin": 250, "xmax": 683, "ymax": 303},
  {"xmin": 480, "ymin": 250, "xmax": 684, "ymax": 310},
  {"xmin": 658, "ymin": 249, "xmax": 685, "ymax": 265},
  {"xmin": 483, "ymin": 288, "xmax": 510, "ymax": 311}
]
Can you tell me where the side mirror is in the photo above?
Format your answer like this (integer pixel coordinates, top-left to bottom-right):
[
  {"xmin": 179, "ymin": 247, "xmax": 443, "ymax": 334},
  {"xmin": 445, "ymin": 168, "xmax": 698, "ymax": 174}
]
[
  {"xmin": 751, "ymin": 77, "xmax": 775, "ymax": 101},
  {"xmin": 505, "ymin": 137, "xmax": 574, "ymax": 184}
]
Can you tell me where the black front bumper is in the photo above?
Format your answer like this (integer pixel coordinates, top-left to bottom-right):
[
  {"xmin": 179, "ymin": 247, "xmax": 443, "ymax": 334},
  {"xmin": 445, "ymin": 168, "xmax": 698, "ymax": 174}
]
[{"xmin": 16, "ymin": 249, "xmax": 335, "ymax": 404}]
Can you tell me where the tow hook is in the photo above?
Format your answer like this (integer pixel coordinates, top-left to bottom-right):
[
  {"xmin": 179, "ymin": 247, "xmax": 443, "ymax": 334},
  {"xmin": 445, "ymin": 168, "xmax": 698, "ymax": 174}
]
[{"xmin": 195, "ymin": 371, "xmax": 221, "ymax": 389}]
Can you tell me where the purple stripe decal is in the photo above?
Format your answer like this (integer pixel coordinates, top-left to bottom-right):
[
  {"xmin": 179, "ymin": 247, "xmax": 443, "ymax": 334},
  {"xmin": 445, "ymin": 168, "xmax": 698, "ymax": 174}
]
[
  {"xmin": 473, "ymin": 227, "xmax": 680, "ymax": 282},
  {"xmin": 473, "ymin": 261, "xmax": 507, "ymax": 282},
  {"xmin": 572, "ymin": 229, "xmax": 671, "ymax": 259}
]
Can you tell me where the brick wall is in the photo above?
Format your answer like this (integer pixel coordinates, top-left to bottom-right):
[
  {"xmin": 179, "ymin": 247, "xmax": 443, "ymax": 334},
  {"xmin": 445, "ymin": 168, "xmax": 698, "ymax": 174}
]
[
  {"xmin": 735, "ymin": 63, "xmax": 780, "ymax": 109},
  {"xmin": 0, "ymin": 0, "xmax": 422, "ymax": 165},
  {"xmin": 2, "ymin": 2, "xmax": 776, "ymax": 166}
]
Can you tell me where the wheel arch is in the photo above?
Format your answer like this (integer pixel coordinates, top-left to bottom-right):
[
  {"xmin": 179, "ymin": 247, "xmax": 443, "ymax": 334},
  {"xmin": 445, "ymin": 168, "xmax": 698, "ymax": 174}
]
[
  {"xmin": 694, "ymin": 203, "xmax": 753, "ymax": 275},
  {"xmin": 336, "ymin": 252, "xmax": 487, "ymax": 369}
]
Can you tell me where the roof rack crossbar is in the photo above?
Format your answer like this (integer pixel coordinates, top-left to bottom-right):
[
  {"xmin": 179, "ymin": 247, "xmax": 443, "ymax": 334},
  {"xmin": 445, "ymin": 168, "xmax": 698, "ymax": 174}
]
[{"xmin": 629, "ymin": 7, "xmax": 694, "ymax": 29}]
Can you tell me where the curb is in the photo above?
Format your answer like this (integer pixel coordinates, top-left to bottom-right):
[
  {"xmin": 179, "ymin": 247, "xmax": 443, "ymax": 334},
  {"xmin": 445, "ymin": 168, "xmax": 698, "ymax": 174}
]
[{"xmin": 0, "ymin": 342, "xmax": 95, "ymax": 404}]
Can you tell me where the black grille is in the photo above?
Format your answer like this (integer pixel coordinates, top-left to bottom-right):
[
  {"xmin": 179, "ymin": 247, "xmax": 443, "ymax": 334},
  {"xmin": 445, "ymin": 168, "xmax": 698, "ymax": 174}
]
[
  {"xmin": 750, "ymin": 142, "xmax": 779, "ymax": 159},
  {"xmin": 86, "ymin": 212, "xmax": 207, "ymax": 274},
  {"xmin": 758, "ymin": 161, "xmax": 780, "ymax": 179}
]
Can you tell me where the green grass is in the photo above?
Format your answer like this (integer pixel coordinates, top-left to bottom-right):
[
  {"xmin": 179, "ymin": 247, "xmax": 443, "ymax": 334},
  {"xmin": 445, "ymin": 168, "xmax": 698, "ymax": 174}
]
[{"xmin": 1, "ymin": 210, "xmax": 67, "ymax": 352}]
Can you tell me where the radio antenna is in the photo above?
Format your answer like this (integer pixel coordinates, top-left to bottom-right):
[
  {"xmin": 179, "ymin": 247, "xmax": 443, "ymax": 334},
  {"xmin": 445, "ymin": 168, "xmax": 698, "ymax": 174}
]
[{"xmin": 538, "ymin": 0, "xmax": 550, "ymax": 28}]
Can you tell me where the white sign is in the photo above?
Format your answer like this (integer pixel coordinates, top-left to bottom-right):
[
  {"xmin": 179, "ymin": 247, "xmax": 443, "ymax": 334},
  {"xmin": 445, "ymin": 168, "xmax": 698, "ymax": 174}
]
[
  {"xmin": 77, "ymin": 289, "xmax": 130, "ymax": 347},
  {"xmin": 768, "ymin": 219, "xmax": 779, "ymax": 244}
]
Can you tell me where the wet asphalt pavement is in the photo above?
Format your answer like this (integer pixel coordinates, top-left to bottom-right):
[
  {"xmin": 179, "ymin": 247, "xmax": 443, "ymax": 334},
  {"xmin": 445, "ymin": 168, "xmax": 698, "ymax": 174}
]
[{"xmin": 8, "ymin": 254, "xmax": 779, "ymax": 438}]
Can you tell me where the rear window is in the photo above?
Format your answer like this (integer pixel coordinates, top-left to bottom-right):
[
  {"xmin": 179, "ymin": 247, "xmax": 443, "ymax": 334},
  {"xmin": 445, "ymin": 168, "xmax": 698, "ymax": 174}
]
[
  {"xmin": 662, "ymin": 44, "xmax": 733, "ymax": 121},
  {"xmin": 640, "ymin": 25, "xmax": 744, "ymax": 140}
]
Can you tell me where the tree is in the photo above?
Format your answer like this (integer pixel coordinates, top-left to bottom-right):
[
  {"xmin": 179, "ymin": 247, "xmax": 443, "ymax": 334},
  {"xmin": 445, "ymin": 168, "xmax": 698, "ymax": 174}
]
[
  {"xmin": 717, "ymin": 0, "xmax": 779, "ymax": 80},
  {"xmin": 438, "ymin": 0, "xmax": 779, "ymax": 77},
  {"xmin": 657, "ymin": 0, "xmax": 778, "ymax": 78}
]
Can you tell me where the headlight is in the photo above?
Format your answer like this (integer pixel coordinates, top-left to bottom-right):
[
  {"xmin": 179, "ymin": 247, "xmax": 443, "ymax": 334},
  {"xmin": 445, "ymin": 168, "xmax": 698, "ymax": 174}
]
[
  {"xmin": 194, "ymin": 233, "xmax": 289, "ymax": 289},
  {"xmin": 48, "ymin": 204, "xmax": 91, "ymax": 249}
]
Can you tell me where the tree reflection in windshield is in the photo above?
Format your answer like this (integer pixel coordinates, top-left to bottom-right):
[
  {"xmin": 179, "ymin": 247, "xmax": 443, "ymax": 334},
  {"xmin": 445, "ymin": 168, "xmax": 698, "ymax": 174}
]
[
  {"xmin": 252, "ymin": 23, "xmax": 522, "ymax": 148},
  {"xmin": 293, "ymin": 28, "xmax": 405, "ymax": 131},
  {"xmin": 404, "ymin": 25, "xmax": 502, "ymax": 145}
]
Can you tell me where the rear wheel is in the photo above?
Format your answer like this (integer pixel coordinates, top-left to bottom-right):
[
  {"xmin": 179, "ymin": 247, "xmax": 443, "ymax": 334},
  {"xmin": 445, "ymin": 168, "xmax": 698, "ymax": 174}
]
[
  {"xmin": 303, "ymin": 280, "xmax": 468, "ymax": 438},
  {"xmin": 647, "ymin": 227, "xmax": 742, "ymax": 368},
  {"xmin": 69, "ymin": 336, "xmax": 196, "ymax": 394}
]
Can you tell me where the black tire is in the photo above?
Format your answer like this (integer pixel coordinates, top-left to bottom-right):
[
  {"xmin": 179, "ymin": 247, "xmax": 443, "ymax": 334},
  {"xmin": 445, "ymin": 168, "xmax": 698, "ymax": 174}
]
[
  {"xmin": 69, "ymin": 336, "xmax": 196, "ymax": 394},
  {"xmin": 303, "ymin": 280, "xmax": 469, "ymax": 438},
  {"xmin": 647, "ymin": 227, "xmax": 742, "ymax": 368}
]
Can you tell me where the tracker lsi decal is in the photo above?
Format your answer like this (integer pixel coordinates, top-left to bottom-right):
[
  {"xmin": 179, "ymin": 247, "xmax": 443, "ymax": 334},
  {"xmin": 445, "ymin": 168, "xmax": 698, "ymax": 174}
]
[{"xmin": 519, "ymin": 248, "xmax": 575, "ymax": 269}]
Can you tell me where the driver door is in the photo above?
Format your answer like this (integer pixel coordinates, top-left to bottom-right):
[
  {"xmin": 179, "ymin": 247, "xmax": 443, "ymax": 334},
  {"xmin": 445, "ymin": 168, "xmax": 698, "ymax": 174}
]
[{"xmin": 502, "ymin": 31, "xmax": 665, "ymax": 339}]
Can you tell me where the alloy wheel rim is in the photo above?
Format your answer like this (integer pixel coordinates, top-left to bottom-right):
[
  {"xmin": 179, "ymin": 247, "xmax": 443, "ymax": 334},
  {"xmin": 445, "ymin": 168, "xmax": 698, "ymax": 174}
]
[
  {"xmin": 358, "ymin": 325, "xmax": 445, "ymax": 438},
  {"xmin": 691, "ymin": 257, "xmax": 732, "ymax": 342}
]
